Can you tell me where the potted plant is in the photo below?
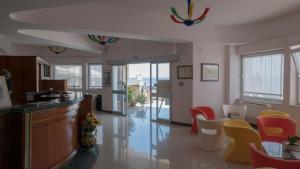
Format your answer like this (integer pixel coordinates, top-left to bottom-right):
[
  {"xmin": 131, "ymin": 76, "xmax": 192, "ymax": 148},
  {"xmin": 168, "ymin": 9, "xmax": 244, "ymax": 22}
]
[
  {"xmin": 283, "ymin": 136, "xmax": 300, "ymax": 152},
  {"xmin": 136, "ymin": 93, "xmax": 146, "ymax": 106},
  {"xmin": 127, "ymin": 88, "xmax": 137, "ymax": 107},
  {"xmin": 81, "ymin": 113, "xmax": 101, "ymax": 151}
]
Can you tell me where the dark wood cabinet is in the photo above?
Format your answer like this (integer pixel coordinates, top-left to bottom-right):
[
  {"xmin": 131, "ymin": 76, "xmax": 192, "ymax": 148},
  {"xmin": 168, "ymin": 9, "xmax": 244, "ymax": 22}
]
[
  {"xmin": 0, "ymin": 56, "xmax": 50, "ymax": 104},
  {"xmin": 0, "ymin": 112, "xmax": 23, "ymax": 169}
]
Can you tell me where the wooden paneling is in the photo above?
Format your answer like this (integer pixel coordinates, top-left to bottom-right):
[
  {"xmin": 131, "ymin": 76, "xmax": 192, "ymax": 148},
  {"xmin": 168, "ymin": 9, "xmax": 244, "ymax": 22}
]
[
  {"xmin": 0, "ymin": 56, "xmax": 7, "ymax": 68},
  {"xmin": 7, "ymin": 56, "xmax": 23, "ymax": 103},
  {"xmin": 21, "ymin": 56, "xmax": 37, "ymax": 92},
  {"xmin": 41, "ymin": 80, "xmax": 67, "ymax": 91},
  {"xmin": 31, "ymin": 103, "xmax": 80, "ymax": 169},
  {"xmin": 78, "ymin": 95, "xmax": 93, "ymax": 125},
  {"xmin": 0, "ymin": 114, "xmax": 11, "ymax": 169},
  {"xmin": 0, "ymin": 56, "xmax": 38, "ymax": 104},
  {"xmin": 0, "ymin": 113, "xmax": 24, "ymax": 169}
]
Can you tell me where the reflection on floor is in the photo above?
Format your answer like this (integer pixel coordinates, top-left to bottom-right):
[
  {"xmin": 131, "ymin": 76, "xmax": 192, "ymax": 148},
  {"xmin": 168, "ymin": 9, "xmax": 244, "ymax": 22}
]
[
  {"xmin": 128, "ymin": 106, "xmax": 149, "ymax": 119},
  {"xmin": 63, "ymin": 113, "xmax": 251, "ymax": 169},
  {"xmin": 128, "ymin": 104, "xmax": 170, "ymax": 120}
]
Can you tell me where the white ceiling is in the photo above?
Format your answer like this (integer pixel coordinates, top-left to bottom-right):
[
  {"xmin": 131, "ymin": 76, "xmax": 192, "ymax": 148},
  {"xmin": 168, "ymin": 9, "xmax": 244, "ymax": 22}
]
[
  {"xmin": 2, "ymin": 0, "xmax": 300, "ymax": 51},
  {"xmin": 97, "ymin": 0, "xmax": 300, "ymax": 25}
]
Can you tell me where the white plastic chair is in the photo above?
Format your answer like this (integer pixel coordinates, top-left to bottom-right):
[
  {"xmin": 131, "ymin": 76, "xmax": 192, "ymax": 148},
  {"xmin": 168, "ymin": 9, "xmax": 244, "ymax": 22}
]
[
  {"xmin": 222, "ymin": 105, "xmax": 247, "ymax": 119},
  {"xmin": 196, "ymin": 115, "xmax": 226, "ymax": 151}
]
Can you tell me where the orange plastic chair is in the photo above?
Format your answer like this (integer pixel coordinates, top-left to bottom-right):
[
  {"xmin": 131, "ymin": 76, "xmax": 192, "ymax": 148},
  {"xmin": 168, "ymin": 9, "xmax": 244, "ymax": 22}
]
[
  {"xmin": 249, "ymin": 143, "xmax": 300, "ymax": 169},
  {"xmin": 259, "ymin": 110, "xmax": 289, "ymax": 118},
  {"xmin": 190, "ymin": 106, "xmax": 216, "ymax": 133},
  {"xmin": 257, "ymin": 116, "xmax": 296, "ymax": 143},
  {"xmin": 223, "ymin": 119, "xmax": 262, "ymax": 164}
]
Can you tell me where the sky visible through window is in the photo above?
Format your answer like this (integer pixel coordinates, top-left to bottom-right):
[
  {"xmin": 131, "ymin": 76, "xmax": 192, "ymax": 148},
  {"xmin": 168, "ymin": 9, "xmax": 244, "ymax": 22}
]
[
  {"xmin": 128, "ymin": 63, "xmax": 170, "ymax": 86},
  {"xmin": 128, "ymin": 63, "xmax": 169, "ymax": 78},
  {"xmin": 54, "ymin": 65, "xmax": 82, "ymax": 88},
  {"xmin": 89, "ymin": 64, "xmax": 102, "ymax": 89},
  {"xmin": 243, "ymin": 52, "xmax": 284, "ymax": 100}
]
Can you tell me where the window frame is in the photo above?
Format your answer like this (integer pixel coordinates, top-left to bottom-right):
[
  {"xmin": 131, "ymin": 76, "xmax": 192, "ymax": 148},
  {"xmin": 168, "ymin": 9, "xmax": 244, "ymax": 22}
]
[
  {"xmin": 53, "ymin": 64, "xmax": 83, "ymax": 90},
  {"xmin": 240, "ymin": 50, "xmax": 284, "ymax": 103},
  {"xmin": 291, "ymin": 48, "xmax": 300, "ymax": 104},
  {"xmin": 88, "ymin": 63, "xmax": 103, "ymax": 90}
]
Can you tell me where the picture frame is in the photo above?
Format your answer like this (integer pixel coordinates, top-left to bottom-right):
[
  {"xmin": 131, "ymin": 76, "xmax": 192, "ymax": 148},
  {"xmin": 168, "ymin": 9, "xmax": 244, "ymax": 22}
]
[
  {"xmin": 103, "ymin": 70, "xmax": 112, "ymax": 87},
  {"xmin": 177, "ymin": 65, "xmax": 193, "ymax": 79},
  {"xmin": 0, "ymin": 76, "xmax": 12, "ymax": 108},
  {"xmin": 201, "ymin": 63, "xmax": 219, "ymax": 81}
]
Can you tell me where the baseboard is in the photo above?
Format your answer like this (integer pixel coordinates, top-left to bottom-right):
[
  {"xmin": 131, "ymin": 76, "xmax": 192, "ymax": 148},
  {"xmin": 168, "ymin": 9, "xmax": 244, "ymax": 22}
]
[
  {"xmin": 95, "ymin": 110, "xmax": 112, "ymax": 113},
  {"xmin": 101, "ymin": 110, "xmax": 113, "ymax": 113}
]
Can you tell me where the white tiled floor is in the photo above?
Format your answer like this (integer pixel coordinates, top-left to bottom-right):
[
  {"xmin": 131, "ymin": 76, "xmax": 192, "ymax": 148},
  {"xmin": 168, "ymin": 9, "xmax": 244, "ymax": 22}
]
[{"xmin": 92, "ymin": 113, "xmax": 251, "ymax": 169}]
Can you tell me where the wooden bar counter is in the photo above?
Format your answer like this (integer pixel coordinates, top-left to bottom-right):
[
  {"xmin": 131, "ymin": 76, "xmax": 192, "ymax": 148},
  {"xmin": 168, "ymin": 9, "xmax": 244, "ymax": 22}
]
[{"xmin": 0, "ymin": 97, "xmax": 85, "ymax": 169}]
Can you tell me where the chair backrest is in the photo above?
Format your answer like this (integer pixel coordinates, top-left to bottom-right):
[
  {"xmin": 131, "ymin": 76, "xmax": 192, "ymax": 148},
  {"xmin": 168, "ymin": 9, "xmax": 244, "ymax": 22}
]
[
  {"xmin": 223, "ymin": 119, "xmax": 261, "ymax": 148},
  {"xmin": 257, "ymin": 116, "xmax": 296, "ymax": 142},
  {"xmin": 223, "ymin": 105, "xmax": 247, "ymax": 119},
  {"xmin": 197, "ymin": 117, "xmax": 224, "ymax": 136},
  {"xmin": 260, "ymin": 110, "xmax": 290, "ymax": 118},
  {"xmin": 249, "ymin": 143, "xmax": 300, "ymax": 169},
  {"xmin": 223, "ymin": 119, "xmax": 261, "ymax": 163},
  {"xmin": 194, "ymin": 106, "xmax": 216, "ymax": 120}
]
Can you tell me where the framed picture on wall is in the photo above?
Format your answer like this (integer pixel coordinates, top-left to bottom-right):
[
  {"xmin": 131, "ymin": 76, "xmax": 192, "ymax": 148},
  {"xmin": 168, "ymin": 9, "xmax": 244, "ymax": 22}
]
[
  {"xmin": 201, "ymin": 63, "xmax": 219, "ymax": 81},
  {"xmin": 103, "ymin": 70, "xmax": 112, "ymax": 87},
  {"xmin": 0, "ymin": 76, "xmax": 12, "ymax": 108},
  {"xmin": 177, "ymin": 65, "xmax": 193, "ymax": 79}
]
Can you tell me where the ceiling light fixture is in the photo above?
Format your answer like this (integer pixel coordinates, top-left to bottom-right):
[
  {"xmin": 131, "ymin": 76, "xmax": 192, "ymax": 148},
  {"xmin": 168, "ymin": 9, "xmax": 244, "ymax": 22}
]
[
  {"xmin": 170, "ymin": 0, "xmax": 210, "ymax": 27},
  {"xmin": 48, "ymin": 45, "xmax": 66, "ymax": 54},
  {"xmin": 88, "ymin": 34, "xmax": 119, "ymax": 45}
]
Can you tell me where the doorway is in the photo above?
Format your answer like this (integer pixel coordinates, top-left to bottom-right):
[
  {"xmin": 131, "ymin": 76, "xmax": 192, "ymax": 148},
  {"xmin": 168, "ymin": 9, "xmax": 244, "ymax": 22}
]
[
  {"xmin": 112, "ymin": 65, "xmax": 127, "ymax": 115},
  {"xmin": 127, "ymin": 63, "xmax": 150, "ymax": 119},
  {"xmin": 112, "ymin": 63, "xmax": 171, "ymax": 122}
]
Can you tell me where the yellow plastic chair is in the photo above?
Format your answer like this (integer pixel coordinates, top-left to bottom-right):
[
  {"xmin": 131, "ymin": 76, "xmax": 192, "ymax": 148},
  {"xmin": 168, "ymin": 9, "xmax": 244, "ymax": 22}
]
[
  {"xmin": 223, "ymin": 119, "xmax": 262, "ymax": 164},
  {"xmin": 259, "ymin": 110, "xmax": 289, "ymax": 118}
]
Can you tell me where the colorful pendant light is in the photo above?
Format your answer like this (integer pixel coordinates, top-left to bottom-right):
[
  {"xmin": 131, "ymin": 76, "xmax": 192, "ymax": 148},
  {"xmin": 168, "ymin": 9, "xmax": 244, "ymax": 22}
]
[
  {"xmin": 88, "ymin": 34, "xmax": 119, "ymax": 45},
  {"xmin": 170, "ymin": 0, "xmax": 210, "ymax": 27},
  {"xmin": 48, "ymin": 46, "xmax": 66, "ymax": 54}
]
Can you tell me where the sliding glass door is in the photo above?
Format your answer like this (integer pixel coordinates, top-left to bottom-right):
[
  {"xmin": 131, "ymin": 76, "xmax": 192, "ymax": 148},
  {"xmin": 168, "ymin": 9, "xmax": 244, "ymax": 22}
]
[
  {"xmin": 112, "ymin": 65, "xmax": 128, "ymax": 115},
  {"xmin": 150, "ymin": 63, "xmax": 171, "ymax": 122}
]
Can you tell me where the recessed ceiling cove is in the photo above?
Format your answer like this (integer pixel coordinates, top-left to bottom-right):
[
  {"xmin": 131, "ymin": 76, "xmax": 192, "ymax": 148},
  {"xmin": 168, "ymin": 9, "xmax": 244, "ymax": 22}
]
[
  {"xmin": 17, "ymin": 29, "xmax": 104, "ymax": 54},
  {"xmin": 6, "ymin": 0, "xmax": 300, "ymax": 44}
]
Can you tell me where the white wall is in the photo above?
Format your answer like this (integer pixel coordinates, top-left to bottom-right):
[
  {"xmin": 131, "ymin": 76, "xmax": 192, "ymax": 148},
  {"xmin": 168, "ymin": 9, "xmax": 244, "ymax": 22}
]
[
  {"xmin": 106, "ymin": 39, "xmax": 176, "ymax": 62},
  {"xmin": 225, "ymin": 45, "xmax": 241, "ymax": 104},
  {"xmin": 193, "ymin": 43, "xmax": 226, "ymax": 119},
  {"xmin": 171, "ymin": 43, "xmax": 193, "ymax": 124}
]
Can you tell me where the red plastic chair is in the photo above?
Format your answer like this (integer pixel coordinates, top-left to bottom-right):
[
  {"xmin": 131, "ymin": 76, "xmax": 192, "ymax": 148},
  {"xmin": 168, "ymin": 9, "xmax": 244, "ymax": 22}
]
[
  {"xmin": 190, "ymin": 106, "xmax": 216, "ymax": 133},
  {"xmin": 249, "ymin": 143, "xmax": 300, "ymax": 169},
  {"xmin": 257, "ymin": 116, "xmax": 296, "ymax": 143}
]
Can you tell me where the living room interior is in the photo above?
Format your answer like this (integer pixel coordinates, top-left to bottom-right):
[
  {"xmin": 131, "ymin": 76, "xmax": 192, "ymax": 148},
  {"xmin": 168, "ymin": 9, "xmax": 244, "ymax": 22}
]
[{"xmin": 1, "ymin": 0, "xmax": 300, "ymax": 169}]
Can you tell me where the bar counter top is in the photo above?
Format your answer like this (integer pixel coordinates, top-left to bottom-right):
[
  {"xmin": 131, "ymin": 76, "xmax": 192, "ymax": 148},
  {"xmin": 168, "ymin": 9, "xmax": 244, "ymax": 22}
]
[{"xmin": 0, "ymin": 97, "xmax": 84, "ymax": 115}]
